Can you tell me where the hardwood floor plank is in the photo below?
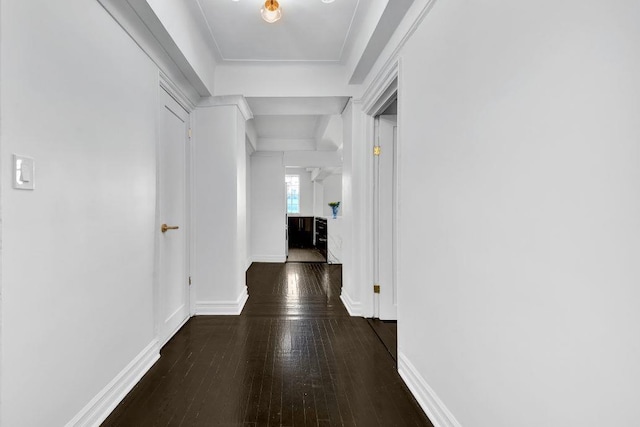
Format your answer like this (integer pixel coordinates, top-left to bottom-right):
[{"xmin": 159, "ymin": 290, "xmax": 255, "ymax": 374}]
[{"xmin": 101, "ymin": 263, "xmax": 432, "ymax": 427}]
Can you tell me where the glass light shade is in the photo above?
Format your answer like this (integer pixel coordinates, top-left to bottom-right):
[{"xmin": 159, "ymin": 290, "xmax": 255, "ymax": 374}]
[{"xmin": 261, "ymin": 0, "xmax": 281, "ymax": 23}]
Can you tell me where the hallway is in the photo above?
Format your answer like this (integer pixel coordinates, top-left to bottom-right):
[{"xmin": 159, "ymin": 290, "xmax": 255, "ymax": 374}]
[{"xmin": 102, "ymin": 263, "xmax": 432, "ymax": 426}]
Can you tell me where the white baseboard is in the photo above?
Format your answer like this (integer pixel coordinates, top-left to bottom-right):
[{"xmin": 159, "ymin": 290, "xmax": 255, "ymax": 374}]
[
  {"xmin": 340, "ymin": 291, "xmax": 362, "ymax": 316},
  {"xmin": 65, "ymin": 339, "xmax": 160, "ymax": 427},
  {"xmin": 251, "ymin": 254, "xmax": 286, "ymax": 263},
  {"xmin": 195, "ymin": 287, "xmax": 248, "ymax": 315},
  {"xmin": 398, "ymin": 352, "xmax": 462, "ymax": 427},
  {"xmin": 159, "ymin": 314, "xmax": 190, "ymax": 349}
]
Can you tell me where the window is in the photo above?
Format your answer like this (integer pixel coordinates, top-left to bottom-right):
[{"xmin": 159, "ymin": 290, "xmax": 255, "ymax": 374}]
[{"xmin": 285, "ymin": 175, "xmax": 300, "ymax": 214}]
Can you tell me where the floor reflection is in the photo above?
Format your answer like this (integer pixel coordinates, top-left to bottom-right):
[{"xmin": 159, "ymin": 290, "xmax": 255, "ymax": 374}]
[
  {"xmin": 251, "ymin": 263, "xmax": 345, "ymax": 318},
  {"xmin": 101, "ymin": 262, "xmax": 433, "ymax": 427}
]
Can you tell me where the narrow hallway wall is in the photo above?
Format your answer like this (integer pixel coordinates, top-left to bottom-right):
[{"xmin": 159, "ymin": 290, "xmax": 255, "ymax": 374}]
[
  {"xmin": 193, "ymin": 102, "xmax": 249, "ymax": 313},
  {"xmin": 396, "ymin": 0, "xmax": 640, "ymax": 425},
  {"xmin": 0, "ymin": 0, "xmax": 163, "ymax": 425}
]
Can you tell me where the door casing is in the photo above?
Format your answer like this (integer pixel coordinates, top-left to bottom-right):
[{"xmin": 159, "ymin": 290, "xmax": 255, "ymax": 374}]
[
  {"xmin": 155, "ymin": 73, "xmax": 195, "ymax": 347},
  {"xmin": 362, "ymin": 61, "xmax": 402, "ymax": 320}
]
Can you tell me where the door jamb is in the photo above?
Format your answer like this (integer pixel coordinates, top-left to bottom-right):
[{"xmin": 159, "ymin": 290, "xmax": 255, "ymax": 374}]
[{"xmin": 361, "ymin": 59, "xmax": 401, "ymax": 319}]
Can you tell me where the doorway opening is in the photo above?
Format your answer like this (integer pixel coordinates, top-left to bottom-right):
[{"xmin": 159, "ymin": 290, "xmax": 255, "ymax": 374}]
[
  {"xmin": 367, "ymin": 75, "xmax": 399, "ymax": 361},
  {"xmin": 284, "ymin": 166, "xmax": 343, "ymax": 264},
  {"xmin": 373, "ymin": 95, "xmax": 398, "ymax": 321}
]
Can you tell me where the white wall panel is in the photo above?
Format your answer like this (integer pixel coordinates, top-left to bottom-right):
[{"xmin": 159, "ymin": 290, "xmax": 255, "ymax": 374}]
[
  {"xmin": 193, "ymin": 105, "xmax": 247, "ymax": 304},
  {"xmin": 395, "ymin": 0, "xmax": 640, "ymax": 425},
  {"xmin": 250, "ymin": 153, "xmax": 286, "ymax": 262},
  {"xmin": 0, "ymin": 0, "xmax": 159, "ymax": 424}
]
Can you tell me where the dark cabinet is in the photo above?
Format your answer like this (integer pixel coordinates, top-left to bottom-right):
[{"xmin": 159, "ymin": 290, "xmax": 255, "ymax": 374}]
[
  {"xmin": 288, "ymin": 216, "xmax": 314, "ymax": 248},
  {"xmin": 315, "ymin": 217, "xmax": 327, "ymax": 259}
]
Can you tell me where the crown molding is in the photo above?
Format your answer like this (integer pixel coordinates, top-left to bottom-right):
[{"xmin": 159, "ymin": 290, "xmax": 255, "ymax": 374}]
[
  {"xmin": 357, "ymin": 0, "xmax": 439, "ymax": 105},
  {"xmin": 362, "ymin": 60, "xmax": 399, "ymax": 115},
  {"xmin": 197, "ymin": 95, "xmax": 254, "ymax": 121},
  {"xmin": 159, "ymin": 71, "xmax": 197, "ymax": 112}
]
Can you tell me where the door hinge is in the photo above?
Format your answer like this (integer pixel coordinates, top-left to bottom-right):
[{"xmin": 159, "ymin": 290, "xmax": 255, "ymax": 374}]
[
  {"xmin": 189, "ymin": 276, "xmax": 192, "ymax": 286},
  {"xmin": 373, "ymin": 284, "xmax": 380, "ymax": 294},
  {"xmin": 374, "ymin": 145, "xmax": 381, "ymax": 156},
  {"xmin": 188, "ymin": 128, "xmax": 192, "ymax": 139}
]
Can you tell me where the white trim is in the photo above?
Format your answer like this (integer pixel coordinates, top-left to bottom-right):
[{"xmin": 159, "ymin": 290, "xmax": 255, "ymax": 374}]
[
  {"xmin": 159, "ymin": 71, "xmax": 196, "ymax": 112},
  {"xmin": 65, "ymin": 340, "xmax": 160, "ymax": 427},
  {"xmin": 159, "ymin": 314, "xmax": 190, "ymax": 349},
  {"xmin": 355, "ymin": 49, "xmax": 404, "ymax": 320},
  {"xmin": 197, "ymin": 95, "xmax": 254, "ymax": 121},
  {"xmin": 155, "ymin": 79, "xmax": 193, "ymax": 346},
  {"xmin": 158, "ymin": 71, "xmax": 197, "ymax": 318},
  {"xmin": 195, "ymin": 287, "xmax": 249, "ymax": 315},
  {"xmin": 362, "ymin": 61, "xmax": 399, "ymax": 115},
  {"xmin": 188, "ymin": 102, "xmax": 197, "ymax": 317},
  {"xmin": 398, "ymin": 352, "xmax": 462, "ymax": 427},
  {"xmin": 358, "ymin": 0, "xmax": 438, "ymax": 102},
  {"xmin": 340, "ymin": 290, "xmax": 362, "ymax": 317},
  {"xmin": 252, "ymin": 255, "xmax": 287, "ymax": 263}
]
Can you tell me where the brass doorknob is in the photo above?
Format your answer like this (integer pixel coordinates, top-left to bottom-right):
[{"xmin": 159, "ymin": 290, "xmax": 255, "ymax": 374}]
[{"xmin": 161, "ymin": 224, "xmax": 179, "ymax": 233}]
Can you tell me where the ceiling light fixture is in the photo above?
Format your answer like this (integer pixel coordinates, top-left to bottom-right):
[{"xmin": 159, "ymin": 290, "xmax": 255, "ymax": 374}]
[
  {"xmin": 261, "ymin": 0, "xmax": 282, "ymax": 23},
  {"xmin": 321, "ymin": 0, "xmax": 335, "ymax": 3}
]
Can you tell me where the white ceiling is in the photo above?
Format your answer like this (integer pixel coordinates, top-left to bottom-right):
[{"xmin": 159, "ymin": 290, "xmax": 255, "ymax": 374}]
[
  {"xmin": 196, "ymin": 0, "xmax": 361, "ymax": 62},
  {"xmin": 185, "ymin": 1, "xmax": 414, "ymax": 152},
  {"xmin": 247, "ymin": 97, "xmax": 349, "ymax": 152},
  {"xmin": 253, "ymin": 115, "xmax": 321, "ymax": 139}
]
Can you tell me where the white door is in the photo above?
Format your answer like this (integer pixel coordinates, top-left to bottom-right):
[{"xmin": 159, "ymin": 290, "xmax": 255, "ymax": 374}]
[
  {"xmin": 158, "ymin": 88, "xmax": 190, "ymax": 346},
  {"xmin": 375, "ymin": 115, "xmax": 398, "ymax": 320}
]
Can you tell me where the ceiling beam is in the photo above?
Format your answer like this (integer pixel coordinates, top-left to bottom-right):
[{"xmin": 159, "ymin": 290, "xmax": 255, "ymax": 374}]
[
  {"xmin": 246, "ymin": 97, "xmax": 351, "ymax": 116},
  {"xmin": 257, "ymin": 138, "xmax": 317, "ymax": 152}
]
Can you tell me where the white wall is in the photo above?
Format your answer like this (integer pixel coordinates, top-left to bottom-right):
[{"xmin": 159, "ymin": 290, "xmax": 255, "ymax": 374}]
[
  {"xmin": 246, "ymin": 140, "xmax": 252, "ymax": 269},
  {"xmin": 194, "ymin": 103, "xmax": 248, "ymax": 309},
  {"xmin": 0, "ymin": 0, "xmax": 161, "ymax": 425},
  {"xmin": 250, "ymin": 153, "xmax": 286, "ymax": 263},
  {"xmin": 286, "ymin": 168, "xmax": 313, "ymax": 216},
  {"xmin": 317, "ymin": 115, "xmax": 344, "ymax": 151},
  {"xmin": 145, "ymin": 0, "xmax": 217, "ymax": 94},
  {"xmin": 313, "ymin": 181, "xmax": 324, "ymax": 217},
  {"xmin": 340, "ymin": 101, "xmax": 367, "ymax": 316},
  {"xmin": 235, "ymin": 110, "xmax": 248, "ymax": 295},
  {"xmin": 322, "ymin": 174, "xmax": 343, "ymax": 218},
  {"xmin": 394, "ymin": 0, "xmax": 640, "ymax": 426}
]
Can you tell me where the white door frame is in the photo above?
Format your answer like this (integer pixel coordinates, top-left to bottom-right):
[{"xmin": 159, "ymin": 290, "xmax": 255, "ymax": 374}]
[
  {"xmin": 375, "ymin": 114, "xmax": 398, "ymax": 320},
  {"xmin": 155, "ymin": 72, "xmax": 195, "ymax": 346},
  {"xmin": 362, "ymin": 59, "xmax": 402, "ymax": 319}
]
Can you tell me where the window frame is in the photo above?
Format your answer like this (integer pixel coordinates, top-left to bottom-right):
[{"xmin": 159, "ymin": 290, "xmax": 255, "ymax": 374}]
[{"xmin": 285, "ymin": 174, "xmax": 300, "ymax": 214}]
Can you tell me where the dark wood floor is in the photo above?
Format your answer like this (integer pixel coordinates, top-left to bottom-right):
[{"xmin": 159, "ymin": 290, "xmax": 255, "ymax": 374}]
[
  {"xmin": 286, "ymin": 248, "xmax": 327, "ymax": 263},
  {"xmin": 102, "ymin": 263, "xmax": 432, "ymax": 427},
  {"xmin": 366, "ymin": 319, "xmax": 398, "ymax": 362}
]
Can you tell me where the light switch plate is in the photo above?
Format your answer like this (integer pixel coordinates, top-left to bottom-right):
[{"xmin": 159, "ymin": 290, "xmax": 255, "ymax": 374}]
[{"xmin": 13, "ymin": 154, "xmax": 35, "ymax": 190}]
